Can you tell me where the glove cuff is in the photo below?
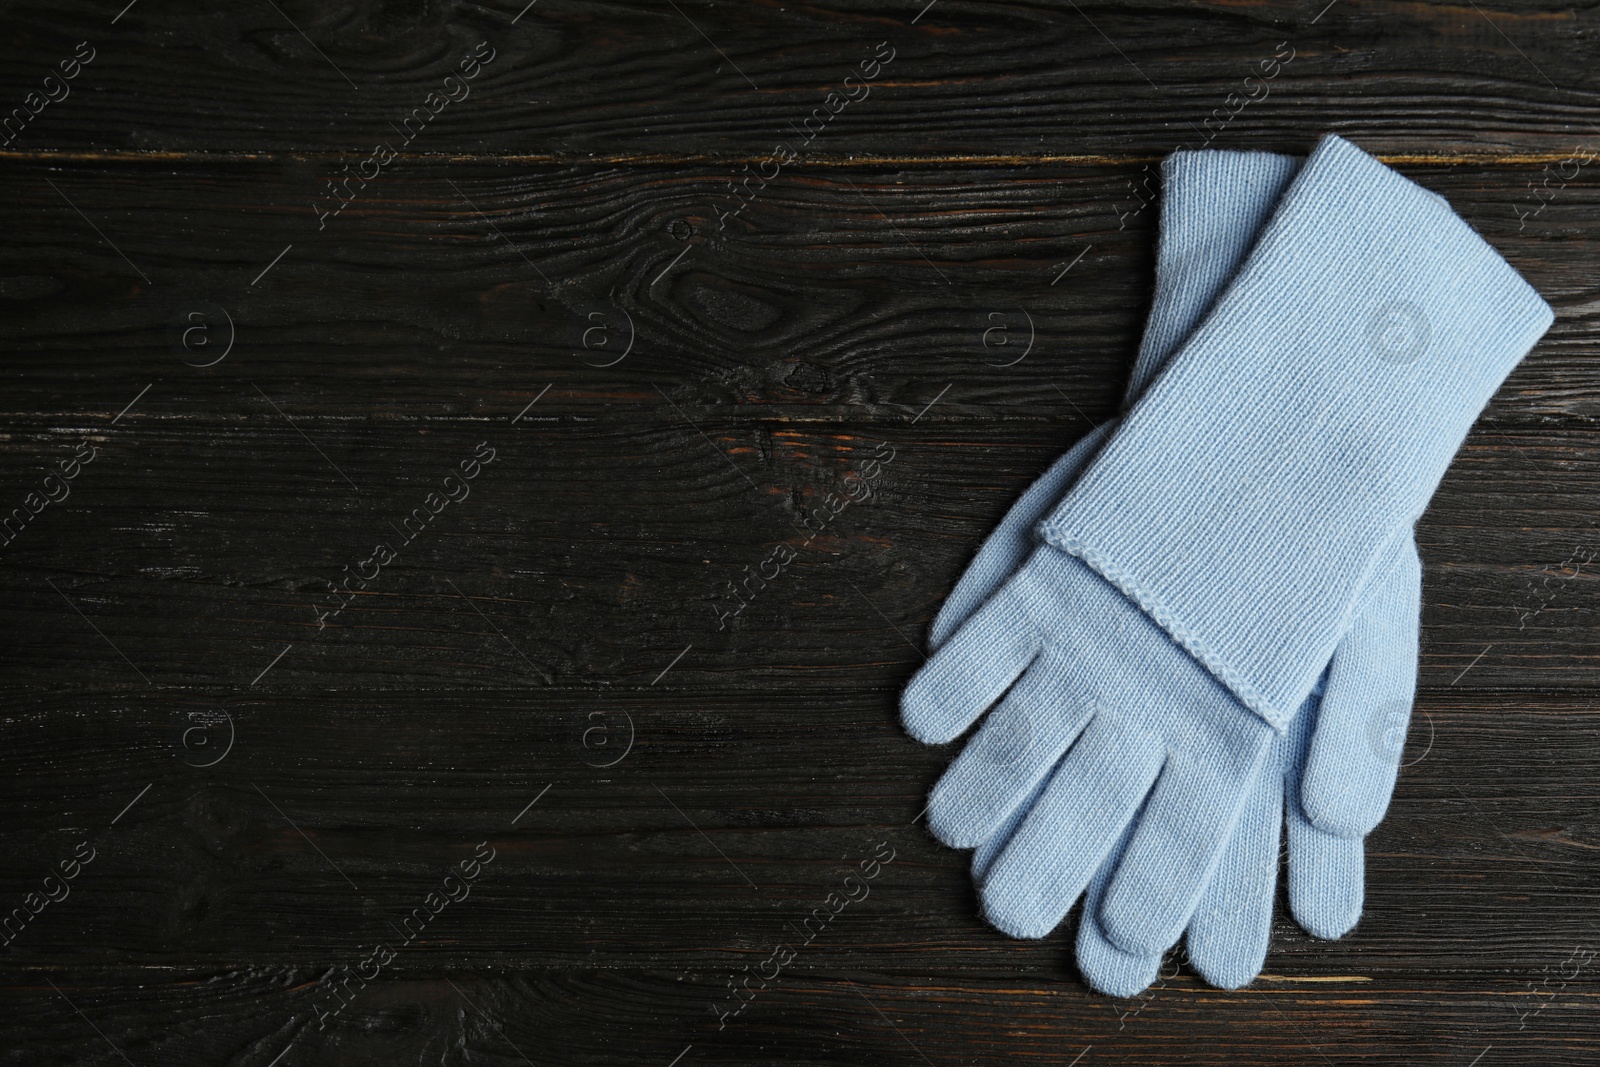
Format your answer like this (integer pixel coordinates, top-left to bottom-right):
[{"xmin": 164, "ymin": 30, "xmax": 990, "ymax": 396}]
[
  {"xmin": 1041, "ymin": 134, "xmax": 1552, "ymax": 728},
  {"xmin": 1127, "ymin": 150, "xmax": 1301, "ymax": 404}
]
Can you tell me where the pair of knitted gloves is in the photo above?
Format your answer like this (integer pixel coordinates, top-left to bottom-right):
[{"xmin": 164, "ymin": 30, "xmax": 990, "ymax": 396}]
[{"xmin": 902, "ymin": 135, "xmax": 1553, "ymax": 995}]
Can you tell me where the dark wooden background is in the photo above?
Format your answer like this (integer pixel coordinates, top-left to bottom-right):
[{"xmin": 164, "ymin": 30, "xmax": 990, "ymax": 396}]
[{"xmin": 2, "ymin": 0, "xmax": 1598, "ymax": 1063}]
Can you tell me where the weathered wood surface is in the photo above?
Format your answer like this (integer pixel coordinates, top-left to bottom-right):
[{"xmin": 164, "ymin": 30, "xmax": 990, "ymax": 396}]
[
  {"xmin": 5, "ymin": 966, "xmax": 1595, "ymax": 1067},
  {"xmin": 0, "ymin": 689, "xmax": 1596, "ymax": 973},
  {"xmin": 3, "ymin": 967, "xmax": 1597, "ymax": 1067},
  {"xmin": 4, "ymin": 0, "xmax": 1600, "ymax": 1064},
  {"xmin": 2, "ymin": 0, "xmax": 1599, "ymax": 159},
  {"xmin": 0, "ymin": 163, "xmax": 1598, "ymax": 692}
]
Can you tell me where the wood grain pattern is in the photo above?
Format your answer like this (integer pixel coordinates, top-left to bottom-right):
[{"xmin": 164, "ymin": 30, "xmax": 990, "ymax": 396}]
[
  {"xmin": 4, "ymin": 0, "xmax": 1600, "ymax": 1063},
  {"xmin": 5, "ymin": 414, "xmax": 1600, "ymax": 689},
  {"xmin": 0, "ymin": 163, "xmax": 1596, "ymax": 691},
  {"xmin": 1, "ymin": 0, "xmax": 1598, "ymax": 160},
  {"xmin": 3, "ymin": 967, "xmax": 1598, "ymax": 1067},
  {"xmin": 0, "ymin": 689, "xmax": 1594, "ymax": 972}
]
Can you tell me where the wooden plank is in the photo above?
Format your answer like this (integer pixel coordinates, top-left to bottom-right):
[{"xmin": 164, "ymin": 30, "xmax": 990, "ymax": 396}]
[
  {"xmin": 0, "ymin": 159, "xmax": 1588, "ymax": 424},
  {"xmin": 0, "ymin": 688, "xmax": 1593, "ymax": 976},
  {"xmin": 0, "ymin": 966, "xmax": 1594, "ymax": 1066},
  {"xmin": 5, "ymin": 4, "xmax": 1600, "ymax": 1061},
  {"xmin": 0, "ymin": 161, "xmax": 1594, "ymax": 691},
  {"xmin": 1, "ymin": 0, "xmax": 1598, "ymax": 160},
  {"xmin": 1, "ymin": 411, "xmax": 1599, "ymax": 688}
]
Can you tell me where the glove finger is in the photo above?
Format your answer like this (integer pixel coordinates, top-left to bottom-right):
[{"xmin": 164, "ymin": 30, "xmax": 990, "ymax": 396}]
[
  {"xmin": 1184, "ymin": 739, "xmax": 1285, "ymax": 990},
  {"xmin": 930, "ymin": 424, "xmax": 1116, "ymax": 652},
  {"xmin": 1099, "ymin": 742, "xmax": 1270, "ymax": 957},
  {"xmin": 1299, "ymin": 539, "xmax": 1421, "ymax": 837},
  {"xmin": 971, "ymin": 771, "xmax": 1049, "ymax": 883},
  {"xmin": 902, "ymin": 584, "xmax": 1042, "ymax": 745},
  {"xmin": 1075, "ymin": 820, "xmax": 1165, "ymax": 998},
  {"xmin": 1287, "ymin": 787, "xmax": 1365, "ymax": 939},
  {"xmin": 981, "ymin": 714, "xmax": 1165, "ymax": 940},
  {"xmin": 928, "ymin": 654, "xmax": 1094, "ymax": 848}
]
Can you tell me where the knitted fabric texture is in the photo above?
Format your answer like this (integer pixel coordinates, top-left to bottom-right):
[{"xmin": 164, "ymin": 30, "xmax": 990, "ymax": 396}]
[
  {"xmin": 929, "ymin": 149, "xmax": 1303, "ymax": 652},
  {"xmin": 918, "ymin": 140, "xmax": 1542, "ymax": 980},
  {"xmin": 956, "ymin": 151, "xmax": 1427, "ymax": 991},
  {"xmin": 1039, "ymin": 134, "xmax": 1553, "ymax": 729}
]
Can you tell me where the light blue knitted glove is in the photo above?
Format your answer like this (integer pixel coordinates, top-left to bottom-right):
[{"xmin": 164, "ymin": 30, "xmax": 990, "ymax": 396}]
[
  {"xmin": 937, "ymin": 150, "xmax": 1422, "ymax": 993},
  {"xmin": 904, "ymin": 134, "xmax": 1552, "ymax": 968},
  {"xmin": 929, "ymin": 150, "xmax": 1303, "ymax": 654},
  {"xmin": 972, "ymin": 574, "xmax": 1421, "ymax": 996}
]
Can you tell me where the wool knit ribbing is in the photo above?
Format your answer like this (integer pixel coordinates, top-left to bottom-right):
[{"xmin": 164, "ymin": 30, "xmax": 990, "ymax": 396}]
[{"xmin": 1039, "ymin": 134, "xmax": 1552, "ymax": 728}]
